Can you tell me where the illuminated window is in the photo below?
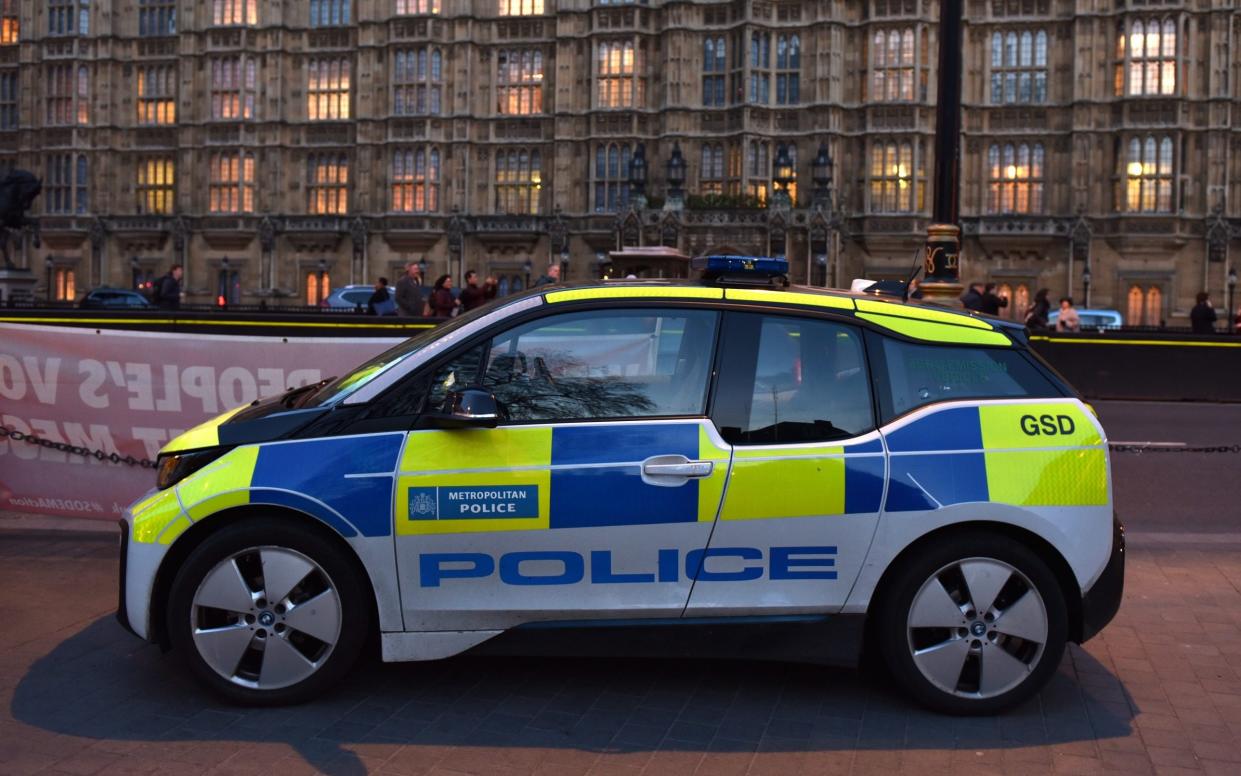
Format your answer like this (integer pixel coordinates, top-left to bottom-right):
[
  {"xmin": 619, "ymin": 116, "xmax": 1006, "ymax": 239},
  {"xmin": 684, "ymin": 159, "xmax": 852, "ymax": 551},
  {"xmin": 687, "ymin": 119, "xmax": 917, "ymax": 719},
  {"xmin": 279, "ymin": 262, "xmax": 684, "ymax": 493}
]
[
  {"xmin": 139, "ymin": 0, "xmax": 175, "ymax": 36},
  {"xmin": 208, "ymin": 152, "xmax": 255, "ymax": 213},
  {"xmin": 496, "ymin": 49, "xmax": 543, "ymax": 115},
  {"xmin": 213, "ymin": 0, "xmax": 256, "ymax": 26},
  {"xmin": 306, "ymin": 270, "xmax": 331, "ymax": 305},
  {"xmin": 53, "ymin": 267, "xmax": 76, "ymax": 301},
  {"xmin": 211, "ymin": 57, "xmax": 257, "ymax": 120},
  {"xmin": 869, "ymin": 141, "xmax": 924, "ymax": 213},
  {"xmin": 702, "ymin": 36, "xmax": 726, "ymax": 107},
  {"xmin": 392, "ymin": 147, "xmax": 440, "ymax": 212},
  {"xmin": 49, "ymin": 0, "xmax": 89, "ymax": 35},
  {"xmin": 44, "ymin": 154, "xmax": 88, "ymax": 214},
  {"xmin": 1, "ymin": 0, "xmax": 19, "ymax": 44},
  {"xmin": 1116, "ymin": 18, "xmax": 1176, "ymax": 96},
  {"xmin": 396, "ymin": 0, "xmax": 439, "ymax": 12},
  {"xmin": 1124, "ymin": 135, "xmax": 1173, "ymax": 213},
  {"xmin": 307, "ymin": 153, "xmax": 349, "ymax": 214},
  {"xmin": 394, "ymin": 48, "xmax": 442, "ymax": 116},
  {"xmin": 137, "ymin": 157, "xmax": 175, "ymax": 214},
  {"xmin": 46, "ymin": 64, "xmax": 88, "ymax": 125},
  {"xmin": 310, "ymin": 0, "xmax": 350, "ymax": 27},
  {"xmin": 990, "ymin": 29, "xmax": 1047, "ymax": 104},
  {"xmin": 498, "ymin": 0, "xmax": 543, "ymax": 15},
  {"xmin": 495, "ymin": 149, "xmax": 542, "ymax": 215},
  {"xmin": 987, "ymin": 142, "xmax": 1044, "ymax": 214},
  {"xmin": 1013, "ymin": 284, "xmax": 1030, "ymax": 321},
  {"xmin": 746, "ymin": 141, "xmax": 769, "ymax": 204},
  {"xmin": 1126, "ymin": 285, "xmax": 1164, "ymax": 326},
  {"xmin": 0, "ymin": 72, "xmax": 16, "ymax": 129},
  {"xmin": 597, "ymin": 41, "xmax": 639, "ymax": 109},
  {"xmin": 593, "ymin": 143, "xmax": 631, "ymax": 212},
  {"xmin": 749, "ymin": 32, "xmax": 770, "ymax": 104},
  {"xmin": 776, "ymin": 34, "xmax": 800, "ymax": 105},
  {"xmin": 871, "ymin": 28, "xmax": 915, "ymax": 102},
  {"xmin": 700, "ymin": 143, "xmax": 724, "ymax": 195},
  {"xmin": 308, "ymin": 58, "xmax": 351, "ymax": 120},
  {"xmin": 137, "ymin": 65, "xmax": 176, "ymax": 125}
]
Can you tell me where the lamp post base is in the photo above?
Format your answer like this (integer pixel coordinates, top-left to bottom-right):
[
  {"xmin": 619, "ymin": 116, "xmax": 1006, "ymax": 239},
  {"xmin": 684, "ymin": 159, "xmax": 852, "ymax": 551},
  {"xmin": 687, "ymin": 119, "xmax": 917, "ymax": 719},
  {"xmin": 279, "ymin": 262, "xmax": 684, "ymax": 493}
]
[{"xmin": 921, "ymin": 223, "xmax": 964, "ymax": 308}]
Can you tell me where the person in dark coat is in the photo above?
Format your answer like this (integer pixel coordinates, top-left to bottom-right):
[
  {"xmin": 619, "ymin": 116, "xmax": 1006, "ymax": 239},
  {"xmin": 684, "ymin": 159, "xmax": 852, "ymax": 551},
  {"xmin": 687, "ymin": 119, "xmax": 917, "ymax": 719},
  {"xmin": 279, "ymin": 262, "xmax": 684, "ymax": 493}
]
[
  {"xmin": 960, "ymin": 282, "xmax": 984, "ymax": 311},
  {"xmin": 1190, "ymin": 291, "xmax": 1218, "ymax": 334},
  {"xmin": 394, "ymin": 261, "xmax": 426, "ymax": 316},
  {"xmin": 428, "ymin": 274, "xmax": 459, "ymax": 317},
  {"xmin": 1025, "ymin": 288, "xmax": 1051, "ymax": 330},
  {"xmin": 154, "ymin": 264, "xmax": 183, "ymax": 310},
  {"xmin": 367, "ymin": 277, "xmax": 395, "ymax": 315},
  {"xmin": 482, "ymin": 275, "xmax": 498, "ymax": 301},
  {"xmin": 979, "ymin": 282, "xmax": 1009, "ymax": 316},
  {"xmin": 459, "ymin": 269, "xmax": 487, "ymax": 312}
]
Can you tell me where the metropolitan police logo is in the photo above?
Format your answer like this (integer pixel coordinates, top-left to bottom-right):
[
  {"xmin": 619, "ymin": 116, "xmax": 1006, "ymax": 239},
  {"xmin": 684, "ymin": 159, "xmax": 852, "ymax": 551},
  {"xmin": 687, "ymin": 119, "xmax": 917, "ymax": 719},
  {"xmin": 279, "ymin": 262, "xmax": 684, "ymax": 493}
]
[{"xmin": 409, "ymin": 489, "xmax": 438, "ymax": 520}]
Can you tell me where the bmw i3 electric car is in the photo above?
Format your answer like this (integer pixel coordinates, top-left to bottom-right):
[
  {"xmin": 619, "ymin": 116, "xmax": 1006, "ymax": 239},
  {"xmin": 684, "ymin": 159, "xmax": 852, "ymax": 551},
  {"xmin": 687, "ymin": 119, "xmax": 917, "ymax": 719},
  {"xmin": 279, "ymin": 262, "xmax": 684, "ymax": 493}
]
[{"xmin": 118, "ymin": 258, "xmax": 1123, "ymax": 714}]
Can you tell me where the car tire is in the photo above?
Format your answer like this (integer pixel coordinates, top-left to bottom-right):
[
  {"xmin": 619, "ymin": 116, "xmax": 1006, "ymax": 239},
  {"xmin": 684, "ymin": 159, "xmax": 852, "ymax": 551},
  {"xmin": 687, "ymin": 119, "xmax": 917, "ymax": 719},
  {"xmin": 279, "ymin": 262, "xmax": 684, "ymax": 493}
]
[
  {"xmin": 875, "ymin": 532, "xmax": 1068, "ymax": 715},
  {"xmin": 167, "ymin": 517, "xmax": 370, "ymax": 706}
]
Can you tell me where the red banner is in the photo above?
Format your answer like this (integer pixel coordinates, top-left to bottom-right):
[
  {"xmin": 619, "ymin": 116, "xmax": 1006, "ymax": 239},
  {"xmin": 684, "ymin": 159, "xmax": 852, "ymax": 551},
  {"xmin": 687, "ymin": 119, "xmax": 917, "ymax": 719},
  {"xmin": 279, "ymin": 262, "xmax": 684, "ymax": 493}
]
[{"xmin": 0, "ymin": 324, "xmax": 400, "ymax": 519}]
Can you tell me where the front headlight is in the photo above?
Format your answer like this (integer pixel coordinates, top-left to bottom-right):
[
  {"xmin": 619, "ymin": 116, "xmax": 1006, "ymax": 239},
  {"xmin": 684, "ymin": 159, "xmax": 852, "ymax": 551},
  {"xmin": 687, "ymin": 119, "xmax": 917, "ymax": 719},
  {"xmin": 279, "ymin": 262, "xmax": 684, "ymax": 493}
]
[{"xmin": 156, "ymin": 448, "xmax": 229, "ymax": 490}]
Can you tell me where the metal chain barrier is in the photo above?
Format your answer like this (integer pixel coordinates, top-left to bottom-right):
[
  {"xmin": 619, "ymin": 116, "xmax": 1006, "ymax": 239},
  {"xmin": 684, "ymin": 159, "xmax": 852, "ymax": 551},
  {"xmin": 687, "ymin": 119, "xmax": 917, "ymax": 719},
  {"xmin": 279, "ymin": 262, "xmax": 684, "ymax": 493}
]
[
  {"xmin": 0, "ymin": 425, "xmax": 158, "ymax": 468},
  {"xmin": 1108, "ymin": 443, "xmax": 1241, "ymax": 454}
]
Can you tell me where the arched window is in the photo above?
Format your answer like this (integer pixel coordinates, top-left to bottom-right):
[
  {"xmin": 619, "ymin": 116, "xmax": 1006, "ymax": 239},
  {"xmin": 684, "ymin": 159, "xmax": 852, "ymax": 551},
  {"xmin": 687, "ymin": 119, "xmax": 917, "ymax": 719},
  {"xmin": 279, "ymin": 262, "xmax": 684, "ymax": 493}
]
[
  {"xmin": 495, "ymin": 149, "xmax": 542, "ymax": 214},
  {"xmin": 1125, "ymin": 135, "xmax": 1174, "ymax": 213},
  {"xmin": 776, "ymin": 34, "xmax": 799, "ymax": 105},
  {"xmin": 307, "ymin": 153, "xmax": 349, "ymax": 214},
  {"xmin": 598, "ymin": 41, "xmax": 638, "ymax": 108},
  {"xmin": 1118, "ymin": 17, "xmax": 1177, "ymax": 96},
  {"xmin": 497, "ymin": 49, "xmax": 543, "ymax": 115},
  {"xmin": 209, "ymin": 151, "xmax": 256, "ymax": 213},
  {"xmin": 1014, "ymin": 284, "xmax": 1030, "ymax": 321},
  {"xmin": 702, "ymin": 36, "xmax": 726, "ymax": 106},
  {"xmin": 1127, "ymin": 285, "xmax": 1144, "ymax": 325},
  {"xmin": 392, "ymin": 146, "xmax": 440, "ymax": 212},
  {"xmin": 700, "ymin": 143, "xmax": 724, "ymax": 195},
  {"xmin": 593, "ymin": 142, "xmax": 631, "ymax": 212},
  {"xmin": 869, "ymin": 141, "xmax": 921, "ymax": 213},
  {"xmin": 1145, "ymin": 286, "xmax": 1162, "ymax": 326},
  {"xmin": 872, "ymin": 28, "xmax": 915, "ymax": 102},
  {"xmin": 990, "ymin": 28, "xmax": 1048, "ymax": 104},
  {"xmin": 308, "ymin": 58, "xmax": 351, "ymax": 120},
  {"xmin": 987, "ymin": 142, "xmax": 1045, "ymax": 214},
  {"xmin": 394, "ymin": 48, "xmax": 443, "ymax": 116}
]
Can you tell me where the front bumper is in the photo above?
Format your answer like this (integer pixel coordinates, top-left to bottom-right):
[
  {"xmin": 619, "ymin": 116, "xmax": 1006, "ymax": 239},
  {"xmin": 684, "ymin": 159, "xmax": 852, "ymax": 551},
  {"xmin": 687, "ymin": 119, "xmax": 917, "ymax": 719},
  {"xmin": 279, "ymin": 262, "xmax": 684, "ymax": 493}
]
[{"xmin": 1079, "ymin": 513, "xmax": 1125, "ymax": 642}]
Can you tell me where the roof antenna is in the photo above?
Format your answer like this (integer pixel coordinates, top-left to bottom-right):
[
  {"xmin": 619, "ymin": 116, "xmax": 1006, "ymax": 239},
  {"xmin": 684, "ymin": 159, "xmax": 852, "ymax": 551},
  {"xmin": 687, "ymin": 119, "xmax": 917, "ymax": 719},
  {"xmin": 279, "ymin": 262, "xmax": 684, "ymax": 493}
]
[{"xmin": 901, "ymin": 246, "xmax": 924, "ymax": 302}]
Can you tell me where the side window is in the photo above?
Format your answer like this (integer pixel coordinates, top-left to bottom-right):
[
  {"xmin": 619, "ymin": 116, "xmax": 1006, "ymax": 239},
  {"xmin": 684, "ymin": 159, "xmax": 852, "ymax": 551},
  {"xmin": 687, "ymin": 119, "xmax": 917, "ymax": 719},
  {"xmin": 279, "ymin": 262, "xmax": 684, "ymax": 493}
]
[
  {"xmin": 480, "ymin": 308, "xmax": 719, "ymax": 422},
  {"xmin": 876, "ymin": 337, "xmax": 1063, "ymax": 419},
  {"xmin": 425, "ymin": 344, "xmax": 486, "ymax": 412},
  {"xmin": 714, "ymin": 313, "xmax": 875, "ymax": 445}
]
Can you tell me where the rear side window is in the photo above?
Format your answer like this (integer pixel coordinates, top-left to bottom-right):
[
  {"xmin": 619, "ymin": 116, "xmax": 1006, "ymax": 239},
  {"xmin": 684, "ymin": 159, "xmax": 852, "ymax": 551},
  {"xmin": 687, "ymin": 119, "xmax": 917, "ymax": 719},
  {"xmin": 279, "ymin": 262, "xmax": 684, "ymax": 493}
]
[{"xmin": 876, "ymin": 337, "xmax": 1063, "ymax": 419}]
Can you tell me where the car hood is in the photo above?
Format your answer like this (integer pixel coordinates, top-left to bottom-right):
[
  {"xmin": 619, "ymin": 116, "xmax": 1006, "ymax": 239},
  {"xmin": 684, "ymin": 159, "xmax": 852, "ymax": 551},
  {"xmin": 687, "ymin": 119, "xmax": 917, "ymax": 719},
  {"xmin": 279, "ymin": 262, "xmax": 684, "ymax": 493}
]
[{"xmin": 159, "ymin": 383, "xmax": 331, "ymax": 456}]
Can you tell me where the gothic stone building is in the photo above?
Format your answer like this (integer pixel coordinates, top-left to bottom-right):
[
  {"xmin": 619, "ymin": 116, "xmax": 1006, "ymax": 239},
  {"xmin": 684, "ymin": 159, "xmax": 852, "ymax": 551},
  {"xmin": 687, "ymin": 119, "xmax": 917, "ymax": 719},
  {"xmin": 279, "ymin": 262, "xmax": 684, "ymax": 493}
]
[{"xmin": 2, "ymin": 0, "xmax": 1240, "ymax": 324}]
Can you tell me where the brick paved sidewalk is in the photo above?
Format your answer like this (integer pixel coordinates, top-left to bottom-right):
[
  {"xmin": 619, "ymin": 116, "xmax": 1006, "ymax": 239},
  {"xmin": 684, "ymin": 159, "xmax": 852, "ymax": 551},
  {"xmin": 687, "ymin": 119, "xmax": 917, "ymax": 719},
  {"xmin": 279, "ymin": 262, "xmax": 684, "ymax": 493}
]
[{"xmin": 1, "ymin": 525, "xmax": 1239, "ymax": 776}]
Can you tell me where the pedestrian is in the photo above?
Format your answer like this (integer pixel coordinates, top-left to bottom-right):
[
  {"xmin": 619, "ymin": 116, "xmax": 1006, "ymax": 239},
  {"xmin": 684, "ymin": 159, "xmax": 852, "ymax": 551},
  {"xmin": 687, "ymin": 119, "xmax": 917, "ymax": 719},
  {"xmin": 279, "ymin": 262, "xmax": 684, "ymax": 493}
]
[
  {"xmin": 979, "ymin": 283, "xmax": 1009, "ymax": 316},
  {"xmin": 368, "ymin": 277, "xmax": 396, "ymax": 316},
  {"xmin": 482, "ymin": 274, "xmax": 499, "ymax": 301},
  {"xmin": 1025, "ymin": 288, "xmax": 1051, "ymax": 330},
  {"xmin": 428, "ymin": 273, "xmax": 459, "ymax": 317},
  {"xmin": 960, "ymin": 282, "xmax": 984, "ymax": 311},
  {"xmin": 394, "ymin": 261, "xmax": 426, "ymax": 317},
  {"xmin": 152, "ymin": 264, "xmax": 183, "ymax": 310},
  {"xmin": 908, "ymin": 278, "xmax": 923, "ymax": 300},
  {"xmin": 459, "ymin": 269, "xmax": 487, "ymax": 312},
  {"xmin": 533, "ymin": 264, "xmax": 561, "ymax": 286},
  {"xmin": 1056, "ymin": 296, "xmax": 1081, "ymax": 332},
  {"xmin": 1190, "ymin": 291, "xmax": 1217, "ymax": 334}
]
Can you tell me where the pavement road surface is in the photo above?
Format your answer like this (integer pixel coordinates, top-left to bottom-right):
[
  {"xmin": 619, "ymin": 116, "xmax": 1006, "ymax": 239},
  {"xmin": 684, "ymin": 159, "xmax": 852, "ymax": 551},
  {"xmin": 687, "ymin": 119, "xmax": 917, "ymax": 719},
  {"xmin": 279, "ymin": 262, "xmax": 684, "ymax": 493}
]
[{"xmin": 1, "ymin": 400, "xmax": 1240, "ymax": 776}]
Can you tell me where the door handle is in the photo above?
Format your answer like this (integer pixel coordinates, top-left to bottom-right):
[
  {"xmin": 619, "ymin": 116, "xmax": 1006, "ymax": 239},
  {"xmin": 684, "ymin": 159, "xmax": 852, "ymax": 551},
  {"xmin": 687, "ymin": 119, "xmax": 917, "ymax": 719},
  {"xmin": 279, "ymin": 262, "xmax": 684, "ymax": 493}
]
[{"xmin": 642, "ymin": 459, "xmax": 713, "ymax": 478}]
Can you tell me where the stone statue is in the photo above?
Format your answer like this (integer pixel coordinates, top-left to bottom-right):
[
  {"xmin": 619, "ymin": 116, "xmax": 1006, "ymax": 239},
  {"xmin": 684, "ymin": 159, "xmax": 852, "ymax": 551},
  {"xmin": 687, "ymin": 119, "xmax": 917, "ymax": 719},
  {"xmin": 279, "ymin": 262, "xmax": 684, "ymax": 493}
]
[{"xmin": 0, "ymin": 170, "xmax": 43, "ymax": 270}]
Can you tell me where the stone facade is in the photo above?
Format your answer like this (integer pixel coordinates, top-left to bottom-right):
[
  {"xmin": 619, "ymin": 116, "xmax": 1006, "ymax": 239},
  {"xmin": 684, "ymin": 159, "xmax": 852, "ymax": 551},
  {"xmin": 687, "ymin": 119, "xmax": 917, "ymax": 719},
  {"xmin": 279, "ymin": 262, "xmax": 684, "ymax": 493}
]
[{"xmin": 1, "ymin": 0, "xmax": 1239, "ymax": 323}]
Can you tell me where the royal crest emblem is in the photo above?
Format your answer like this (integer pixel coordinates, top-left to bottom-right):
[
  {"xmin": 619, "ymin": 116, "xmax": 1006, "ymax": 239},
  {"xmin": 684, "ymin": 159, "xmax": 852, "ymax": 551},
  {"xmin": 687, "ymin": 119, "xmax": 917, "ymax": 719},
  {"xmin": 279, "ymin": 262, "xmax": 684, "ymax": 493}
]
[{"xmin": 409, "ymin": 489, "xmax": 438, "ymax": 520}]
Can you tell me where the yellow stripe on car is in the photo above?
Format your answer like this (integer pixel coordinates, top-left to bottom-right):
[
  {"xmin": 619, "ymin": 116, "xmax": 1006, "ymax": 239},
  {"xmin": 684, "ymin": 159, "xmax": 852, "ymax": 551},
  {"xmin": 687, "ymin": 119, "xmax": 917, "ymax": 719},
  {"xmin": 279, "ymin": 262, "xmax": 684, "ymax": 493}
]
[
  {"xmin": 856, "ymin": 313, "xmax": 1012, "ymax": 346},
  {"xmin": 984, "ymin": 448, "xmax": 1109, "ymax": 507},
  {"xmin": 723, "ymin": 288, "xmax": 855, "ymax": 311},
  {"xmin": 722, "ymin": 447, "xmax": 846, "ymax": 520},
  {"xmin": 855, "ymin": 298, "xmax": 994, "ymax": 330},
  {"xmin": 131, "ymin": 487, "xmax": 184, "ymax": 544},
  {"xmin": 978, "ymin": 403, "xmax": 1102, "ymax": 449},
  {"xmin": 545, "ymin": 287, "xmax": 724, "ymax": 303}
]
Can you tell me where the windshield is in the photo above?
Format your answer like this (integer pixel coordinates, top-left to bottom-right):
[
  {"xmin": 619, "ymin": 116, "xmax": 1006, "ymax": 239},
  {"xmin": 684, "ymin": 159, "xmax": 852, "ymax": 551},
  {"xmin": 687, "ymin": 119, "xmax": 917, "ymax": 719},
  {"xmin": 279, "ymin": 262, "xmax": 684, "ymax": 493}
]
[{"xmin": 309, "ymin": 295, "xmax": 520, "ymax": 405}]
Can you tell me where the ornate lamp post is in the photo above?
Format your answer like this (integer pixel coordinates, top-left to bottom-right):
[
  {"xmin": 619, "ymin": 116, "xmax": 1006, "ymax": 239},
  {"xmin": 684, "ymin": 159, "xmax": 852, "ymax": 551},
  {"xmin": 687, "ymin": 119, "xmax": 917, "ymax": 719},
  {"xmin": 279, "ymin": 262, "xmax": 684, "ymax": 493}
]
[
  {"xmin": 44, "ymin": 257, "xmax": 53, "ymax": 303},
  {"xmin": 772, "ymin": 144, "xmax": 795, "ymax": 211},
  {"xmin": 1082, "ymin": 265, "xmax": 1092, "ymax": 309},
  {"xmin": 920, "ymin": 0, "xmax": 965, "ymax": 306},
  {"xmin": 665, "ymin": 144, "xmax": 686, "ymax": 211},
  {"xmin": 628, "ymin": 143, "xmax": 648, "ymax": 210},
  {"xmin": 812, "ymin": 143, "xmax": 833, "ymax": 209},
  {"xmin": 317, "ymin": 257, "xmax": 328, "ymax": 307},
  {"xmin": 522, "ymin": 258, "xmax": 532, "ymax": 289}
]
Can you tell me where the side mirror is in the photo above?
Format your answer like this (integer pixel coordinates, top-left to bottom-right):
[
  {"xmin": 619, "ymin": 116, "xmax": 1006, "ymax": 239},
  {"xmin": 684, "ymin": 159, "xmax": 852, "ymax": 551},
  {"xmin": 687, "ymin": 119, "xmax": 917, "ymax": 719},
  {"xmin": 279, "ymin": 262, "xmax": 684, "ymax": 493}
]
[{"xmin": 430, "ymin": 388, "xmax": 500, "ymax": 429}]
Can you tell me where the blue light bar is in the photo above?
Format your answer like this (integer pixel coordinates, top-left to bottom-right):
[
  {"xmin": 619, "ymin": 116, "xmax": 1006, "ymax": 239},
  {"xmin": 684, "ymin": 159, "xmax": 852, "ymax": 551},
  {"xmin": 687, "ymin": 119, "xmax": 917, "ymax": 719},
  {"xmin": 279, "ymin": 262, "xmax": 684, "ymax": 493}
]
[{"xmin": 691, "ymin": 255, "xmax": 789, "ymax": 278}]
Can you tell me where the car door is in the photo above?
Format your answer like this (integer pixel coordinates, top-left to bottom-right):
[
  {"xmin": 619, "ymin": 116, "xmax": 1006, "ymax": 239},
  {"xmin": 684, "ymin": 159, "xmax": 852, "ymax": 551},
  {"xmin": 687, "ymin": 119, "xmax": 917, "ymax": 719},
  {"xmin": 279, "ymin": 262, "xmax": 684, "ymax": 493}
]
[
  {"xmin": 393, "ymin": 306, "xmax": 730, "ymax": 631},
  {"xmin": 685, "ymin": 311, "xmax": 886, "ymax": 616}
]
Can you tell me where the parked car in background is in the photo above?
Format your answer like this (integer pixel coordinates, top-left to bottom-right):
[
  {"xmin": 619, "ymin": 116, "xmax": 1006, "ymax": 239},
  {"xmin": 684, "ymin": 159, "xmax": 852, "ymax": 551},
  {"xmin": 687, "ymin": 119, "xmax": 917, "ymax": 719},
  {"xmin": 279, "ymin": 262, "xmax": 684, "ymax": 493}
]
[
  {"xmin": 1048, "ymin": 308, "xmax": 1124, "ymax": 330},
  {"xmin": 78, "ymin": 288, "xmax": 156, "ymax": 309},
  {"xmin": 321, "ymin": 285, "xmax": 375, "ymax": 311}
]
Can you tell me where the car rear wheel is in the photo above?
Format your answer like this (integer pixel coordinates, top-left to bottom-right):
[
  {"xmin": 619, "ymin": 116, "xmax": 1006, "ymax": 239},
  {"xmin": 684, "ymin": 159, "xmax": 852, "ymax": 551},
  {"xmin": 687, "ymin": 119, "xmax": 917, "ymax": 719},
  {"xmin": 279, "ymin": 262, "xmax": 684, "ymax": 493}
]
[
  {"xmin": 876, "ymin": 532, "xmax": 1068, "ymax": 715},
  {"xmin": 167, "ymin": 518, "xmax": 369, "ymax": 705}
]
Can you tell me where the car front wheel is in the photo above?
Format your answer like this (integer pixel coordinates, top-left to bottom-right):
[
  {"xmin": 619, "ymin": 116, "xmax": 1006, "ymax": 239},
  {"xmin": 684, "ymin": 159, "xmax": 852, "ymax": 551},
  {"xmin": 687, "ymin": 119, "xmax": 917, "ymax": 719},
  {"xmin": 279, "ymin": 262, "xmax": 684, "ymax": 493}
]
[
  {"xmin": 167, "ymin": 518, "xmax": 369, "ymax": 705},
  {"xmin": 877, "ymin": 532, "xmax": 1068, "ymax": 715}
]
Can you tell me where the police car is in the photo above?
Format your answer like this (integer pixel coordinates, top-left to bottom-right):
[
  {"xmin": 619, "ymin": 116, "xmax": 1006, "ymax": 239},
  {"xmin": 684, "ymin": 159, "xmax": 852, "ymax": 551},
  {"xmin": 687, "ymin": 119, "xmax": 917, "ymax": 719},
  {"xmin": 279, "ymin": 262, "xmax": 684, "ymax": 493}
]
[{"xmin": 118, "ymin": 257, "xmax": 1123, "ymax": 715}]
